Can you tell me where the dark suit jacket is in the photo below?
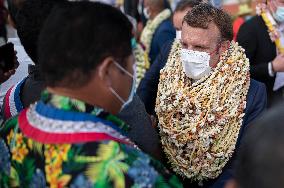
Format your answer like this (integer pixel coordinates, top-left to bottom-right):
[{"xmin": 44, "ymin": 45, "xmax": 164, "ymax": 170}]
[
  {"xmin": 148, "ymin": 18, "xmax": 175, "ymax": 64},
  {"xmin": 138, "ymin": 40, "xmax": 173, "ymax": 115},
  {"xmin": 237, "ymin": 16, "xmax": 282, "ymax": 107},
  {"xmin": 123, "ymin": 0, "xmax": 140, "ymax": 22},
  {"xmin": 21, "ymin": 65, "xmax": 45, "ymax": 108},
  {"xmin": 118, "ymin": 95, "xmax": 162, "ymax": 160},
  {"xmin": 138, "ymin": 40, "xmax": 267, "ymax": 188}
]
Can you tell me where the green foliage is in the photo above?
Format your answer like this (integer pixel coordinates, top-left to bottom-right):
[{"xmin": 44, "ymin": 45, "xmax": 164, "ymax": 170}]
[{"xmin": 85, "ymin": 141, "xmax": 129, "ymax": 188}]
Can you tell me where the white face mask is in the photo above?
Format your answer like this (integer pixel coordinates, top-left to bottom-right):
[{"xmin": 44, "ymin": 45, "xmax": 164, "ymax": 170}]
[
  {"xmin": 109, "ymin": 62, "xmax": 136, "ymax": 111},
  {"xmin": 176, "ymin": 30, "xmax": 182, "ymax": 40},
  {"xmin": 180, "ymin": 49, "xmax": 212, "ymax": 80}
]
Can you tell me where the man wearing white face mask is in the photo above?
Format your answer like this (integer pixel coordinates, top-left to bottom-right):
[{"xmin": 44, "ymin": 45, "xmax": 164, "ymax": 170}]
[
  {"xmin": 156, "ymin": 4, "xmax": 267, "ymax": 188},
  {"xmin": 138, "ymin": 0, "xmax": 200, "ymax": 114},
  {"xmin": 140, "ymin": 0, "xmax": 175, "ymax": 64},
  {"xmin": 237, "ymin": 0, "xmax": 284, "ymax": 108}
]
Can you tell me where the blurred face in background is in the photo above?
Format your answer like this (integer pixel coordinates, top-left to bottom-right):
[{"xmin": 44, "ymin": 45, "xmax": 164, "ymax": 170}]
[
  {"xmin": 173, "ymin": 7, "xmax": 192, "ymax": 31},
  {"xmin": 143, "ymin": 0, "xmax": 153, "ymax": 19},
  {"xmin": 268, "ymin": 0, "xmax": 284, "ymax": 22}
]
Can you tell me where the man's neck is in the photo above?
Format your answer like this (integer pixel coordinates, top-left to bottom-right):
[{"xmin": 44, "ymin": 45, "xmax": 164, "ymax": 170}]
[{"xmin": 150, "ymin": 9, "xmax": 164, "ymax": 20}]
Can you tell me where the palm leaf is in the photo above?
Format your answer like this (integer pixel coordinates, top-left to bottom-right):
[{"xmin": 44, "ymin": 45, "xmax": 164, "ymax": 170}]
[
  {"xmin": 97, "ymin": 141, "xmax": 119, "ymax": 160},
  {"xmin": 85, "ymin": 142, "xmax": 129, "ymax": 188},
  {"xmin": 64, "ymin": 148, "xmax": 88, "ymax": 173},
  {"xmin": 9, "ymin": 167, "xmax": 20, "ymax": 187},
  {"xmin": 108, "ymin": 163, "xmax": 127, "ymax": 188},
  {"xmin": 12, "ymin": 158, "xmax": 35, "ymax": 188},
  {"xmin": 86, "ymin": 162, "xmax": 109, "ymax": 187},
  {"xmin": 1, "ymin": 117, "xmax": 17, "ymax": 134},
  {"xmin": 22, "ymin": 158, "xmax": 35, "ymax": 187},
  {"xmin": 71, "ymin": 100, "xmax": 86, "ymax": 112},
  {"xmin": 74, "ymin": 155, "xmax": 101, "ymax": 163},
  {"xmin": 154, "ymin": 175, "xmax": 170, "ymax": 188},
  {"xmin": 169, "ymin": 176, "xmax": 183, "ymax": 188}
]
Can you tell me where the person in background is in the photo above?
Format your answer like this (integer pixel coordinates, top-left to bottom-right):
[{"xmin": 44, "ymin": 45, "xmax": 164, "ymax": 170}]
[
  {"xmin": 124, "ymin": 0, "xmax": 141, "ymax": 23},
  {"xmin": 155, "ymin": 4, "xmax": 266, "ymax": 187},
  {"xmin": 0, "ymin": 43, "xmax": 19, "ymax": 84},
  {"xmin": 2, "ymin": 0, "xmax": 63, "ymax": 119},
  {"xmin": 172, "ymin": 0, "xmax": 198, "ymax": 36},
  {"xmin": 0, "ymin": 0, "xmax": 33, "ymax": 107},
  {"xmin": 225, "ymin": 103, "xmax": 284, "ymax": 188},
  {"xmin": 140, "ymin": 0, "xmax": 175, "ymax": 64},
  {"xmin": 237, "ymin": 0, "xmax": 284, "ymax": 107},
  {"xmin": 233, "ymin": 3, "xmax": 253, "ymax": 41},
  {"xmin": 0, "ymin": 2, "xmax": 183, "ymax": 187},
  {"xmin": 138, "ymin": 0, "xmax": 201, "ymax": 115},
  {"xmin": 0, "ymin": 0, "xmax": 7, "ymax": 45}
]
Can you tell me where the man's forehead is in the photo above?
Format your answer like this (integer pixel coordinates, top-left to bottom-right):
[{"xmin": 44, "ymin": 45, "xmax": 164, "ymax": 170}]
[{"xmin": 181, "ymin": 23, "xmax": 220, "ymax": 44}]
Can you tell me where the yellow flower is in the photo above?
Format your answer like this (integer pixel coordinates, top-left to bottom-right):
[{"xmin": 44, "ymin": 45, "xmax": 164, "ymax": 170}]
[
  {"xmin": 15, "ymin": 133, "xmax": 24, "ymax": 146},
  {"xmin": 45, "ymin": 145, "xmax": 57, "ymax": 163},
  {"xmin": 48, "ymin": 175, "xmax": 71, "ymax": 188},
  {"xmin": 44, "ymin": 144, "xmax": 71, "ymax": 187},
  {"xmin": 45, "ymin": 163, "xmax": 62, "ymax": 183},
  {"xmin": 11, "ymin": 145, "xmax": 29, "ymax": 163},
  {"xmin": 57, "ymin": 144, "xmax": 71, "ymax": 161}
]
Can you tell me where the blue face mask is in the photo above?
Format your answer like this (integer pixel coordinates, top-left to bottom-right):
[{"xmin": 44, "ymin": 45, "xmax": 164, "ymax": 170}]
[
  {"xmin": 273, "ymin": 6, "xmax": 284, "ymax": 23},
  {"xmin": 109, "ymin": 62, "xmax": 136, "ymax": 111}
]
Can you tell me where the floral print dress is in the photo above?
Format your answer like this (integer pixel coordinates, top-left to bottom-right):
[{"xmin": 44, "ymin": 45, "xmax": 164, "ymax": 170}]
[{"xmin": 0, "ymin": 91, "xmax": 183, "ymax": 188}]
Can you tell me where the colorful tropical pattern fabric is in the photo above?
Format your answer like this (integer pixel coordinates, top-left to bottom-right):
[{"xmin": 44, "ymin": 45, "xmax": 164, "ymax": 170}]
[{"xmin": 0, "ymin": 91, "xmax": 183, "ymax": 188}]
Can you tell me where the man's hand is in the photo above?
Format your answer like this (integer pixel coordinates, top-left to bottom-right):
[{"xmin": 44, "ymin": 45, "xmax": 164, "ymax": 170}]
[
  {"xmin": 0, "ymin": 51, "xmax": 19, "ymax": 84},
  {"xmin": 272, "ymin": 54, "xmax": 284, "ymax": 72}
]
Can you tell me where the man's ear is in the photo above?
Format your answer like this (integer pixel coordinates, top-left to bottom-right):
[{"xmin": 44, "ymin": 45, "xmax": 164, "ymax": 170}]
[
  {"xmin": 97, "ymin": 57, "xmax": 114, "ymax": 88},
  {"xmin": 219, "ymin": 40, "xmax": 230, "ymax": 54}
]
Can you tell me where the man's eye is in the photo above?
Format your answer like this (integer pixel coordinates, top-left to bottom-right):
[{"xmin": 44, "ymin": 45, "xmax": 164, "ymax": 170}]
[{"xmin": 195, "ymin": 46, "xmax": 204, "ymax": 50}]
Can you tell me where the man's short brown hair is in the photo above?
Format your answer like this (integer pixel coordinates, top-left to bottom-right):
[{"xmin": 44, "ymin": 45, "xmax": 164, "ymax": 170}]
[{"xmin": 183, "ymin": 3, "xmax": 233, "ymax": 41}]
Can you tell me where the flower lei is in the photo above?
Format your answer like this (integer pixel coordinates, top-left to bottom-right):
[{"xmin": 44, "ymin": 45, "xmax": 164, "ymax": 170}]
[
  {"xmin": 155, "ymin": 40, "xmax": 250, "ymax": 182},
  {"xmin": 256, "ymin": 3, "xmax": 284, "ymax": 53},
  {"xmin": 134, "ymin": 43, "xmax": 150, "ymax": 88},
  {"xmin": 140, "ymin": 9, "xmax": 171, "ymax": 56}
]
